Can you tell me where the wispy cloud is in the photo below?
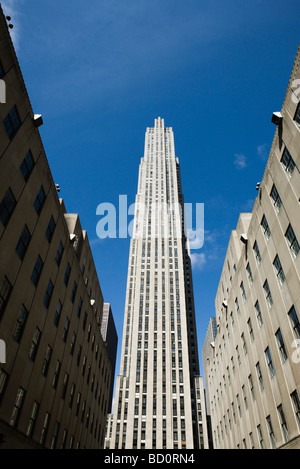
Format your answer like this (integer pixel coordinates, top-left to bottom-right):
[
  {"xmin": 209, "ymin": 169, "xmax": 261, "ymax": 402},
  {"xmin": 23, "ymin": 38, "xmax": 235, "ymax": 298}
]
[
  {"xmin": 234, "ymin": 153, "xmax": 247, "ymax": 169},
  {"xmin": 189, "ymin": 228, "xmax": 224, "ymax": 273},
  {"xmin": 1, "ymin": 0, "xmax": 23, "ymax": 51},
  {"xmin": 190, "ymin": 252, "xmax": 206, "ymax": 271},
  {"xmin": 257, "ymin": 143, "xmax": 269, "ymax": 161}
]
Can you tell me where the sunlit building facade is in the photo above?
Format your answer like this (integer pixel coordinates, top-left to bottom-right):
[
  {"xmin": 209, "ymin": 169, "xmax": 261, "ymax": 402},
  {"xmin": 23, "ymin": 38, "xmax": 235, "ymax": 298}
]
[{"xmin": 105, "ymin": 117, "xmax": 208, "ymax": 449}]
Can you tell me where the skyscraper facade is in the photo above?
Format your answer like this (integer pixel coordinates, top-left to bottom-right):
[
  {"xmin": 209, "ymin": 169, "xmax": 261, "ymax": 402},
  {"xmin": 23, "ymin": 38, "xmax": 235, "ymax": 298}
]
[{"xmin": 105, "ymin": 117, "xmax": 208, "ymax": 449}]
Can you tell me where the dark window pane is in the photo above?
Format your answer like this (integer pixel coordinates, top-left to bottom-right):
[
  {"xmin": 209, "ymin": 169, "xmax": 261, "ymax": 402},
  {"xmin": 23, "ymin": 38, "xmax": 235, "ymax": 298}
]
[
  {"xmin": 295, "ymin": 102, "xmax": 300, "ymax": 124},
  {"xmin": 3, "ymin": 106, "xmax": 21, "ymax": 139},
  {"xmin": 0, "ymin": 188, "xmax": 16, "ymax": 227},
  {"xmin": 34, "ymin": 186, "xmax": 46, "ymax": 214},
  {"xmin": 16, "ymin": 225, "xmax": 31, "ymax": 260},
  {"xmin": 20, "ymin": 150, "xmax": 34, "ymax": 181},
  {"xmin": 31, "ymin": 255, "xmax": 43, "ymax": 286},
  {"xmin": 46, "ymin": 216, "xmax": 55, "ymax": 242},
  {"xmin": 0, "ymin": 276, "xmax": 12, "ymax": 318}
]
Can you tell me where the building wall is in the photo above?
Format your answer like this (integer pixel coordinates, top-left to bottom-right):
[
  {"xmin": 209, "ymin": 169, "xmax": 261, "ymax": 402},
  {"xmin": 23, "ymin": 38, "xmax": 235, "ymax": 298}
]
[
  {"xmin": 202, "ymin": 317, "xmax": 217, "ymax": 416},
  {"xmin": 101, "ymin": 303, "xmax": 118, "ymax": 413},
  {"xmin": 106, "ymin": 118, "xmax": 208, "ymax": 449},
  {"xmin": 204, "ymin": 45, "xmax": 300, "ymax": 449},
  {"xmin": 0, "ymin": 6, "xmax": 114, "ymax": 449}
]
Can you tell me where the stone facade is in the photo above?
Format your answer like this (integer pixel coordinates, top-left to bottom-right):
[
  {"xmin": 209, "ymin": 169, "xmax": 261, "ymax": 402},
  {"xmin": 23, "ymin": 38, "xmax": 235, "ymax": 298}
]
[
  {"xmin": 105, "ymin": 117, "xmax": 208, "ymax": 449},
  {"xmin": 0, "ymin": 6, "xmax": 115, "ymax": 449},
  {"xmin": 204, "ymin": 45, "xmax": 300, "ymax": 449}
]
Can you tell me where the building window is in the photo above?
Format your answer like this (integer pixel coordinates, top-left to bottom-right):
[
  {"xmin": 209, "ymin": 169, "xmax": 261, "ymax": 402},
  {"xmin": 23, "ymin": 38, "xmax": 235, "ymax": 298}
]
[
  {"xmin": 0, "ymin": 187, "xmax": 16, "ymax": 227},
  {"xmin": 281, "ymin": 147, "xmax": 296, "ymax": 176},
  {"xmin": 20, "ymin": 150, "xmax": 35, "ymax": 181},
  {"xmin": 261, "ymin": 215, "xmax": 271, "ymax": 240},
  {"xmin": 63, "ymin": 317, "xmax": 70, "ymax": 342},
  {"xmin": 45, "ymin": 216, "xmax": 55, "ymax": 242},
  {"xmin": 246, "ymin": 262, "xmax": 253, "ymax": 284},
  {"xmin": 70, "ymin": 332, "xmax": 76, "ymax": 355},
  {"xmin": 266, "ymin": 415, "xmax": 276, "ymax": 448},
  {"xmin": 256, "ymin": 361, "xmax": 264, "ymax": 390},
  {"xmin": 253, "ymin": 241, "xmax": 261, "ymax": 264},
  {"xmin": 34, "ymin": 186, "xmax": 46, "ymax": 215},
  {"xmin": 70, "ymin": 281, "xmax": 77, "ymax": 303},
  {"xmin": 76, "ymin": 297, "xmax": 83, "ymax": 317},
  {"xmin": 43, "ymin": 280, "xmax": 53, "ymax": 308},
  {"xmin": 0, "ymin": 370, "xmax": 8, "ymax": 405},
  {"xmin": 288, "ymin": 305, "xmax": 300, "ymax": 339},
  {"xmin": 241, "ymin": 333, "xmax": 247, "ymax": 355},
  {"xmin": 29, "ymin": 327, "xmax": 41, "ymax": 360},
  {"xmin": 240, "ymin": 281, "xmax": 246, "ymax": 302},
  {"xmin": 40, "ymin": 412, "xmax": 50, "ymax": 446},
  {"xmin": 31, "ymin": 255, "xmax": 43, "ymax": 286},
  {"xmin": 3, "ymin": 105, "xmax": 21, "ymax": 139},
  {"xmin": 235, "ymin": 297, "xmax": 240, "ymax": 315},
  {"xmin": 54, "ymin": 300, "xmax": 62, "ymax": 326},
  {"xmin": 26, "ymin": 401, "xmax": 39, "ymax": 438},
  {"xmin": 265, "ymin": 346, "xmax": 275, "ymax": 377},
  {"xmin": 257, "ymin": 424, "xmax": 264, "ymax": 449},
  {"xmin": 255, "ymin": 300, "xmax": 263, "ymax": 326},
  {"xmin": 42, "ymin": 345, "xmax": 52, "ymax": 376},
  {"xmin": 9, "ymin": 387, "xmax": 26, "ymax": 426},
  {"xmin": 290, "ymin": 390, "xmax": 300, "ymax": 428},
  {"xmin": 0, "ymin": 60, "xmax": 4, "ymax": 78},
  {"xmin": 62, "ymin": 373, "xmax": 69, "ymax": 400},
  {"xmin": 12, "ymin": 304, "xmax": 28, "ymax": 342},
  {"xmin": 273, "ymin": 254, "xmax": 285, "ymax": 285},
  {"xmin": 275, "ymin": 328, "xmax": 288, "ymax": 362},
  {"xmin": 16, "ymin": 225, "xmax": 31, "ymax": 260},
  {"xmin": 248, "ymin": 374, "xmax": 255, "ymax": 400},
  {"xmin": 263, "ymin": 280, "xmax": 273, "ymax": 309},
  {"xmin": 64, "ymin": 263, "xmax": 71, "ymax": 285},
  {"xmin": 294, "ymin": 101, "xmax": 300, "ymax": 124},
  {"xmin": 285, "ymin": 224, "xmax": 300, "ymax": 258},
  {"xmin": 0, "ymin": 275, "xmax": 12, "ymax": 319},
  {"xmin": 277, "ymin": 404, "xmax": 289, "ymax": 442},
  {"xmin": 52, "ymin": 360, "xmax": 61, "ymax": 389},
  {"xmin": 50, "ymin": 421, "xmax": 60, "ymax": 449},
  {"xmin": 69, "ymin": 384, "xmax": 76, "ymax": 409},
  {"xmin": 270, "ymin": 184, "xmax": 282, "ymax": 212},
  {"xmin": 247, "ymin": 318, "xmax": 254, "ymax": 342},
  {"xmin": 55, "ymin": 241, "xmax": 64, "ymax": 265}
]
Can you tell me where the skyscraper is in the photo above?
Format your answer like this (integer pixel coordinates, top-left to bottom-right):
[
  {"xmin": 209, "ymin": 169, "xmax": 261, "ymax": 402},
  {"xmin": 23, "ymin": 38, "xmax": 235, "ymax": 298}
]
[{"xmin": 105, "ymin": 117, "xmax": 208, "ymax": 449}]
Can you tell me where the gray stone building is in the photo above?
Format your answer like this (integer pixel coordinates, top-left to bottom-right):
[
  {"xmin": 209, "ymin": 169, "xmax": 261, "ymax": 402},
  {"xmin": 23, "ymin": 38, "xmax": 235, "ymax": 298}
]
[{"xmin": 203, "ymin": 45, "xmax": 300, "ymax": 449}]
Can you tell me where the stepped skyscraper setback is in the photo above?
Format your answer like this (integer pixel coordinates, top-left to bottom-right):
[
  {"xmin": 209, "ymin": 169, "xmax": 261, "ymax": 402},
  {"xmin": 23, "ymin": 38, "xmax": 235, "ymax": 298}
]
[{"xmin": 105, "ymin": 117, "xmax": 209, "ymax": 449}]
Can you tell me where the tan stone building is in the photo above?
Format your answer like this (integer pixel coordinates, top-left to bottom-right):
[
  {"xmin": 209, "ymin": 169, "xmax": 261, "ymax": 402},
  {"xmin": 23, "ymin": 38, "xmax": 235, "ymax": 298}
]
[
  {"xmin": 0, "ymin": 6, "xmax": 115, "ymax": 448},
  {"xmin": 203, "ymin": 45, "xmax": 300, "ymax": 449}
]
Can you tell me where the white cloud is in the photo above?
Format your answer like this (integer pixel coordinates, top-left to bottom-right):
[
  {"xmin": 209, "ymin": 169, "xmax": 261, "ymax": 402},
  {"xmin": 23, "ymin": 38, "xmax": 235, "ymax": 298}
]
[
  {"xmin": 257, "ymin": 143, "xmax": 269, "ymax": 161},
  {"xmin": 234, "ymin": 153, "xmax": 247, "ymax": 169},
  {"xmin": 190, "ymin": 252, "xmax": 206, "ymax": 271},
  {"xmin": 1, "ymin": 0, "xmax": 23, "ymax": 51}
]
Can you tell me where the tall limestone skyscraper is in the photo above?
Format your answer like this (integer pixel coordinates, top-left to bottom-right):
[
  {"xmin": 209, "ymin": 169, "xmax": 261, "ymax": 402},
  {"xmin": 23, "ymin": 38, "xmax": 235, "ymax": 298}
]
[{"xmin": 105, "ymin": 117, "xmax": 209, "ymax": 449}]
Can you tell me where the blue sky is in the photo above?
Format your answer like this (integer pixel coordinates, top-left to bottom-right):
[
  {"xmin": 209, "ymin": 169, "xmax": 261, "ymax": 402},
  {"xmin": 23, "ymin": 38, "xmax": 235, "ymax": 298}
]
[{"xmin": 2, "ymin": 0, "xmax": 299, "ymax": 382}]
